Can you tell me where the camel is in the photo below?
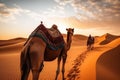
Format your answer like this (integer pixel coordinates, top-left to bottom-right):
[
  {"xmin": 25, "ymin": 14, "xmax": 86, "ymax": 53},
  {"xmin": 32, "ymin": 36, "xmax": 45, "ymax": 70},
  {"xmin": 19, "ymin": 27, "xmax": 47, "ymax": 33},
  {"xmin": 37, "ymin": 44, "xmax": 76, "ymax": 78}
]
[
  {"xmin": 87, "ymin": 35, "xmax": 95, "ymax": 50},
  {"xmin": 20, "ymin": 24, "xmax": 74, "ymax": 80}
]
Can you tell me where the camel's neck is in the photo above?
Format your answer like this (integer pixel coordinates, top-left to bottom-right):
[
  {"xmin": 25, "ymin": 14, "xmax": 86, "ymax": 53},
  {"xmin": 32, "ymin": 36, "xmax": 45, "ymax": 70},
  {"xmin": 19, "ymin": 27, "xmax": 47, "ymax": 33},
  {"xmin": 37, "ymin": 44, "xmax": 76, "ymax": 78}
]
[{"xmin": 66, "ymin": 32, "xmax": 72, "ymax": 51}]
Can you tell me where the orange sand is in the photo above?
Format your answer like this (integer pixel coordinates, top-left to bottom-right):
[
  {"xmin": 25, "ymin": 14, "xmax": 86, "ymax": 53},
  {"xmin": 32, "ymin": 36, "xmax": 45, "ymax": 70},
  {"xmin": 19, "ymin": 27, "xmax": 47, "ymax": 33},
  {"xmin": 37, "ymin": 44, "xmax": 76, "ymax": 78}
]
[{"xmin": 0, "ymin": 34, "xmax": 120, "ymax": 80}]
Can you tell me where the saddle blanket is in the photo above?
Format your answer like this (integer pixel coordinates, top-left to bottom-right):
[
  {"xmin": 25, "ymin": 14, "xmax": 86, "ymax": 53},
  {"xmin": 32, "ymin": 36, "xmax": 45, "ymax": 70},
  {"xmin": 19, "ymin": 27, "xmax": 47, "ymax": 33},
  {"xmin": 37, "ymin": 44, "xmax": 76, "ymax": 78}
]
[{"xmin": 29, "ymin": 24, "xmax": 65, "ymax": 50}]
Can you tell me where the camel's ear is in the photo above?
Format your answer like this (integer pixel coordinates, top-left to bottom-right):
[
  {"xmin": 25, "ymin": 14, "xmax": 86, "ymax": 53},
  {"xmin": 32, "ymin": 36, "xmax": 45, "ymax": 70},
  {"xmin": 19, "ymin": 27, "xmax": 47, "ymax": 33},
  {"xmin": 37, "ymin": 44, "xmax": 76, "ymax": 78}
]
[
  {"xmin": 72, "ymin": 28, "xmax": 74, "ymax": 32},
  {"xmin": 66, "ymin": 28, "xmax": 68, "ymax": 31}
]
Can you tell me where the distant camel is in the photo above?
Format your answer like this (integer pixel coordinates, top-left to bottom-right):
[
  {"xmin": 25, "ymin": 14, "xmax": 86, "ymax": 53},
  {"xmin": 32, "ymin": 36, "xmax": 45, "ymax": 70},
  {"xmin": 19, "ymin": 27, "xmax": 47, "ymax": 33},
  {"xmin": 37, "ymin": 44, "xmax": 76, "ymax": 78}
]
[
  {"xmin": 20, "ymin": 24, "xmax": 74, "ymax": 80},
  {"xmin": 87, "ymin": 35, "xmax": 95, "ymax": 50}
]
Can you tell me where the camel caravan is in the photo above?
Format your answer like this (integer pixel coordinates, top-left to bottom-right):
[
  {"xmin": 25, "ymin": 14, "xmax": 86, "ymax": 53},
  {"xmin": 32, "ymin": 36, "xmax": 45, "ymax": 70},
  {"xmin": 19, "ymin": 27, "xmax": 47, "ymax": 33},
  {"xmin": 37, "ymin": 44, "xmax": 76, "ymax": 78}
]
[{"xmin": 20, "ymin": 21, "xmax": 74, "ymax": 80}]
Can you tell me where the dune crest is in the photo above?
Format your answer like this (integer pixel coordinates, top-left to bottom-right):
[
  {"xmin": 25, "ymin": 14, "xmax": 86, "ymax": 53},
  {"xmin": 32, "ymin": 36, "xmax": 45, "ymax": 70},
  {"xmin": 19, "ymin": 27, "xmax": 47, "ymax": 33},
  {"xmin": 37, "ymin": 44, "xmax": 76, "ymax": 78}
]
[
  {"xmin": 0, "ymin": 37, "xmax": 26, "ymax": 46},
  {"xmin": 96, "ymin": 33, "xmax": 120, "ymax": 45},
  {"xmin": 96, "ymin": 44, "xmax": 120, "ymax": 80}
]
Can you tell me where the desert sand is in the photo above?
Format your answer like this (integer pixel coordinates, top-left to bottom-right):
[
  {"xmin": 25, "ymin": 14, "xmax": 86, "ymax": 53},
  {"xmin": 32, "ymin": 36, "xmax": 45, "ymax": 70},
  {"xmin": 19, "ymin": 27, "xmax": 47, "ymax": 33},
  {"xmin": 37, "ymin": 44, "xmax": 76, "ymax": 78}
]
[
  {"xmin": 66, "ymin": 34, "xmax": 120, "ymax": 80},
  {"xmin": 0, "ymin": 33, "xmax": 120, "ymax": 80}
]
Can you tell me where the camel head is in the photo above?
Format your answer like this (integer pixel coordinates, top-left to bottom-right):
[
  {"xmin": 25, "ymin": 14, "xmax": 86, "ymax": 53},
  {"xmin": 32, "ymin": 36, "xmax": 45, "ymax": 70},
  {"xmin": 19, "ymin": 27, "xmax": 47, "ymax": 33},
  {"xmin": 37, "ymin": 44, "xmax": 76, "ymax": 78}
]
[
  {"xmin": 66, "ymin": 28, "xmax": 74, "ymax": 36},
  {"xmin": 66, "ymin": 28, "xmax": 74, "ymax": 45}
]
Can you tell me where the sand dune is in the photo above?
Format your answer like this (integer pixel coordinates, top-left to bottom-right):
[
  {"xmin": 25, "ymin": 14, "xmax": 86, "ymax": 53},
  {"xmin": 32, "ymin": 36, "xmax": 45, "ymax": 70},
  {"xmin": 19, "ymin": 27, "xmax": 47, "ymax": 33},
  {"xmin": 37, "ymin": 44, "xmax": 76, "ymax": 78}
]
[
  {"xmin": 95, "ymin": 33, "xmax": 120, "ymax": 45},
  {"xmin": 96, "ymin": 44, "xmax": 120, "ymax": 80},
  {"xmin": 0, "ymin": 34, "xmax": 120, "ymax": 80},
  {"xmin": 63, "ymin": 34, "xmax": 87, "ymax": 46},
  {"xmin": 0, "ymin": 38, "xmax": 26, "ymax": 54},
  {"xmin": 66, "ymin": 37, "xmax": 120, "ymax": 80},
  {"xmin": 0, "ymin": 38, "xmax": 26, "ymax": 46},
  {"xmin": 72, "ymin": 34, "xmax": 87, "ymax": 46}
]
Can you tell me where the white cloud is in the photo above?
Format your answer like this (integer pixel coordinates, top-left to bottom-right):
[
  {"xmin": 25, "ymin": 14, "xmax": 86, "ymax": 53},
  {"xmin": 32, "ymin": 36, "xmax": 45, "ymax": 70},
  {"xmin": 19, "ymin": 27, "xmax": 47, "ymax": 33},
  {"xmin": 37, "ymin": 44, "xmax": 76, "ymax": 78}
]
[
  {"xmin": 54, "ymin": 0, "xmax": 120, "ymax": 21},
  {"xmin": 54, "ymin": 0, "xmax": 71, "ymax": 6},
  {"xmin": 0, "ymin": 3, "xmax": 24, "ymax": 23},
  {"xmin": 0, "ymin": 2, "xmax": 68, "ymax": 23},
  {"xmin": 0, "ymin": 3, "xmax": 42, "ymax": 23}
]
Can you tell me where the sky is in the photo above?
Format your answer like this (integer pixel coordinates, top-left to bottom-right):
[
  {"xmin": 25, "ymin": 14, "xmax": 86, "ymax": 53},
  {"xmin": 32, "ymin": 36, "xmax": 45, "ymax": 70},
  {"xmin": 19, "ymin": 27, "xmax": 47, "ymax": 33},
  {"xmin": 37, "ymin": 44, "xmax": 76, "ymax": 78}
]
[{"xmin": 0, "ymin": 0, "xmax": 120, "ymax": 40}]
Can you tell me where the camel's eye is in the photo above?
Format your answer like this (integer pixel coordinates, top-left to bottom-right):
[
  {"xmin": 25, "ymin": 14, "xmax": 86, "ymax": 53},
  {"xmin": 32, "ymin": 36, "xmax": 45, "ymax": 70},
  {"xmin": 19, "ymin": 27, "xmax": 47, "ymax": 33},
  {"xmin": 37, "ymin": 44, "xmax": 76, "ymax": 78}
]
[
  {"xmin": 72, "ymin": 29, "xmax": 74, "ymax": 32},
  {"xmin": 66, "ymin": 28, "xmax": 68, "ymax": 31}
]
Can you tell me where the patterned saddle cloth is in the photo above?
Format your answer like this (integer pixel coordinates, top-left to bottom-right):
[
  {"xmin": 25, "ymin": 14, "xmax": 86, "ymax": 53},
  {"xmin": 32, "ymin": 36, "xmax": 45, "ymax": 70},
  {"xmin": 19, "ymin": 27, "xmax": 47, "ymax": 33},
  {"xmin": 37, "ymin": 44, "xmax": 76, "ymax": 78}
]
[{"xmin": 29, "ymin": 24, "xmax": 65, "ymax": 50}]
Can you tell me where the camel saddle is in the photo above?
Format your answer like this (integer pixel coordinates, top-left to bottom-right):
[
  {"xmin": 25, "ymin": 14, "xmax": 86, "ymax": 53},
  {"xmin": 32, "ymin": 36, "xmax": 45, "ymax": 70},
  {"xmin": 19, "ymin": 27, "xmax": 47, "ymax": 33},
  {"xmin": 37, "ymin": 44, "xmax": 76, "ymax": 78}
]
[{"xmin": 25, "ymin": 24, "xmax": 65, "ymax": 50}]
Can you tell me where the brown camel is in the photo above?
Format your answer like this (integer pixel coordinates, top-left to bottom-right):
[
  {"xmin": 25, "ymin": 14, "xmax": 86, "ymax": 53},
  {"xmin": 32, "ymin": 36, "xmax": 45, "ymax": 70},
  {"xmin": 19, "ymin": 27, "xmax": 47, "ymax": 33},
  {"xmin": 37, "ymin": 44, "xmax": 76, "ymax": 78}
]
[{"xmin": 20, "ymin": 26, "xmax": 74, "ymax": 80}]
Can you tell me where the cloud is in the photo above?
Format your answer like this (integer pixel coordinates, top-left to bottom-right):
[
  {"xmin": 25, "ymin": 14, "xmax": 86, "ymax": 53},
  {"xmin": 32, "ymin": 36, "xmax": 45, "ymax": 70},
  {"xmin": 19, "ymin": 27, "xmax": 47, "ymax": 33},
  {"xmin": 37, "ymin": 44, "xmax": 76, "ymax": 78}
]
[
  {"xmin": 0, "ymin": 3, "xmax": 10, "ymax": 16},
  {"xmin": 40, "ymin": 5, "xmax": 67, "ymax": 18},
  {"xmin": 0, "ymin": 3, "xmax": 42, "ymax": 23},
  {"xmin": 54, "ymin": 0, "xmax": 120, "ymax": 21},
  {"xmin": 0, "ymin": 3, "xmax": 24, "ymax": 23},
  {"xmin": 0, "ymin": 3, "xmax": 24, "ymax": 16},
  {"xmin": 0, "ymin": 2, "xmax": 67, "ymax": 23},
  {"xmin": 54, "ymin": 0, "xmax": 71, "ymax": 5}
]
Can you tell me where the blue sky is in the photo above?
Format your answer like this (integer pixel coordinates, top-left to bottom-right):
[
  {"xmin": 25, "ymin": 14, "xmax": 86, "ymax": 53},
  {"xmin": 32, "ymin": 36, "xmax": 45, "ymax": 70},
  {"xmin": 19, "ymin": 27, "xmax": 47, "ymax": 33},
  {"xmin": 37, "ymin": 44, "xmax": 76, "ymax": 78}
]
[{"xmin": 0, "ymin": 0, "xmax": 120, "ymax": 39}]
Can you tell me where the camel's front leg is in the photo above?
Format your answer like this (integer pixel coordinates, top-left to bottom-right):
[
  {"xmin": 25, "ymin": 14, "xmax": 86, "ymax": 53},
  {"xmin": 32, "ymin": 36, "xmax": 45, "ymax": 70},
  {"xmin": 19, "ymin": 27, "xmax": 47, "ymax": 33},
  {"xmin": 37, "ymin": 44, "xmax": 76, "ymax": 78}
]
[
  {"xmin": 62, "ymin": 54, "xmax": 67, "ymax": 80},
  {"xmin": 55, "ymin": 56, "xmax": 61, "ymax": 80}
]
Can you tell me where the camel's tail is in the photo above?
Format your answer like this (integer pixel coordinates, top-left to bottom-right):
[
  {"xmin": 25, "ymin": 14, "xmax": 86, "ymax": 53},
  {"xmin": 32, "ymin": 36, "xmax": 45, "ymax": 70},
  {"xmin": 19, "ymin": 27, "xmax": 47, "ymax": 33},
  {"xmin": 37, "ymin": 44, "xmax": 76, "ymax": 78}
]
[
  {"xmin": 20, "ymin": 45, "xmax": 30, "ymax": 80},
  {"xmin": 20, "ymin": 45, "xmax": 30, "ymax": 70}
]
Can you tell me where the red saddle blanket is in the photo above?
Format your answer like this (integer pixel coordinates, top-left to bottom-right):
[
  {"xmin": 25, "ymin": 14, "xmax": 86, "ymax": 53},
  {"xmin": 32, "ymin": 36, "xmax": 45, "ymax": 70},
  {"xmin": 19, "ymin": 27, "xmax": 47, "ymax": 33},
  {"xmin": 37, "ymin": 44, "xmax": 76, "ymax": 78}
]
[{"xmin": 27, "ymin": 24, "xmax": 65, "ymax": 50}]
